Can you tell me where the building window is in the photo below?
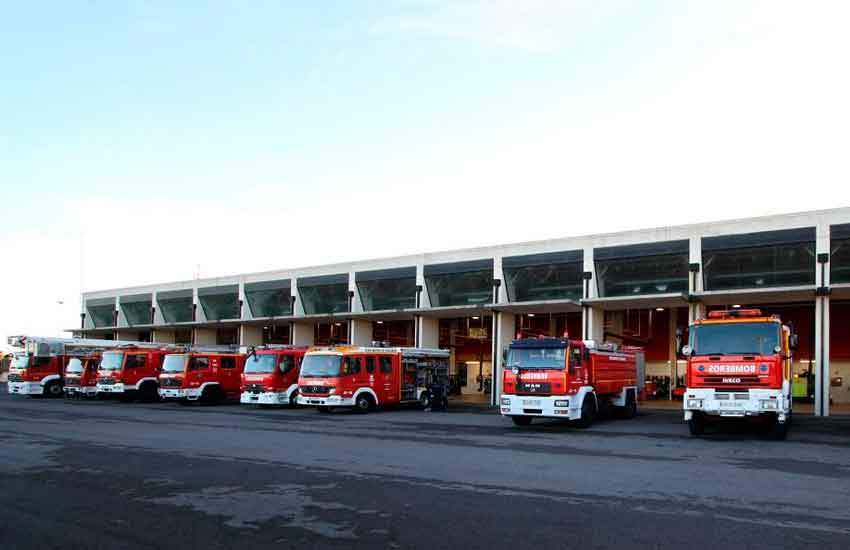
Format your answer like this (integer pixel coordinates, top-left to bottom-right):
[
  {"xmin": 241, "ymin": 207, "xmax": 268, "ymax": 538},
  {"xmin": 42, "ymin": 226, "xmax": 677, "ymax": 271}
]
[{"xmin": 594, "ymin": 241, "xmax": 689, "ymax": 297}]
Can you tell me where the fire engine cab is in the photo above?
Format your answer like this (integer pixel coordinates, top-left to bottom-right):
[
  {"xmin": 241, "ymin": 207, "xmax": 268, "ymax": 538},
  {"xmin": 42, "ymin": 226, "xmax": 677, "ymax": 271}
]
[
  {"xmin": 63, "ymin": 352, "xmax": 102, "ymax": 398},
  {"xmin": 158, "ymin": 346, "xmax": 245, "ymax": 404},
  {"xmin": 97, "ymin": 344, "xmax": 176, "ymax": 401},
  {"xmin": 240, "ymin": 345, "xmax": 309, "ymax": 407},
  {"xmin": 682, "ymin": 309, "xmax": 797, "ymax": 439},
  {"xmin": 297, "ymin": 345, "xmax": 450, "ymax": 413},
  {"xmin": 501, "ymin": 336, "xmax": 644, "ymax": 427}
]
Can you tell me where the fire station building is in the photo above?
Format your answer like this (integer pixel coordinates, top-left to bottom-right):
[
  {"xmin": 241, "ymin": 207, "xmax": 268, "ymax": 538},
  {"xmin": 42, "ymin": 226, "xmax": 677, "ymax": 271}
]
[{"xmin": 77, "ymin": 208, "xmax": 850, "ymax": 416}]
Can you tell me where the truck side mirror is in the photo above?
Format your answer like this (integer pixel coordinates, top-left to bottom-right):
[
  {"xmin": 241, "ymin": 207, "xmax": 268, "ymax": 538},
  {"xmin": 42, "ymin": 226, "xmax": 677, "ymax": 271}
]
[
  {"xmin": 789, "ymin": 334, "xmax": 799, "ymax": 351},
  {"xmin": 681, "ymin": 345, "xmax": 693, "ymax": 357},
  {"xmin": 675, "ymin": 328, "xmax": 684, "ymax": 356}
]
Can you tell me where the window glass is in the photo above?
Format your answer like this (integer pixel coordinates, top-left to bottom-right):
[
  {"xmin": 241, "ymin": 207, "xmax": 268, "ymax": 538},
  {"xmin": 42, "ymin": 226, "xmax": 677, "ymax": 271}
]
[
  {"xmin": 595, "ymin": 254, "xmax": 688, "ymax": 297},
  {"xmin": 425, "ymin": 271, "xmax": 493, "ymax": 307},
  {"xmin": 245, "ymin": 282, "xmax": 292, "ymax": 317},
  {"xmin": 121, "ymin": 299, "xmax": 152, "ymax": 326},
  {"xmin": 279, "ymin": 355, "xmax": 295, "ymax": 374},
  {"xmin": 198, "ymin": 289, "xmax": 240, "ymax": 321},
  {"xmin": 703, "ymin": 243, "xmax": 815, "ymax": 291},
  {"xmin": 343, "ymin": 357, "xmax": 362, "ymax": 375},
  {"xmin": 125, "ymin": 354, "xmax": 147, "ymax": 369},
  {"xmin": 356, "ymin": 278, "xmax": 417, "ymax": 311},
  {"xmin": 220, "ymin": 357, "xmax": 236, "ymax": 369},
  {"xmin": 504, "ymin": 262, "xmax": 583, "ymax": 302},
  {"xmin": 299, "ymin": 283, "xmax": 349, "ymax": 315},
  {"xmin": 162, "ymin": 354, "xmax": 188, "ymax": 373},
  {"xmin": 158, "ymin": 294, "xmax": 193, "ymax": 323},
  {"xmin": 189, "ymin": 357, "xmax": 209, "ymax": 370},
  {"xmin": 379, "ymin": 356, "xmax": 393, "ymax": 374},
  {"xmin": 366, "ymin": 356, "xmax": 376, "ymax": 374},
  {"xmin": 87, "ymin": 304, "xmax": 115, "ymax": 328}
]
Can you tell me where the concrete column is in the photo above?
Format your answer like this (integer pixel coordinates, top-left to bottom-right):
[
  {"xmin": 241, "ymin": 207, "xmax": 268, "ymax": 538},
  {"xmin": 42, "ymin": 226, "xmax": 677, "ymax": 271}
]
[
  {"xmin": 416, "ymin": 264, "xmax": 432, "ymax": 308},
  {"xmin": 689, "ymin": 302, "xmax": 706, "ymax": 324},
  {"xmin": 350, "ymin": 319, "xmax": 373, "ymax": 346},
  {"xmin": 492, "ymin": 312, "xmax": 516, "ymax": 403},
  {"xmin": 583, "ymin": 307, "xmax": 604, "ymax": 342},
  {"xmin": 689, "ymin": 236, "xmax": 705, "ymax": 323},
  {"xmin": 240, "ymin": 325, "xmax": 263, "ymax": 347},
  {"xmin": 152, "ymin": 292, "xmax": 166, "ymax": 325},
  {"xmin": 668, "ymin": 308, "xmax": 679, "ymax": 399},
  {"xmin": 291, "ymin": 322, "xmax": 315, "ymax": 346},
  {"xmin": 418, "ymin": 317, "xmax": 439, "ymax": 348},
  {"xmin": 493, "ymin": 256, "xmax": 508, "ymax": 303},
  {"xmin": 349, "ymin": 272, "xmax": 362, "ymax": 312},
  {"xmin": 194, "ymin": 328, "xmax": 216, "ymax": 345},
  {"xmin": 152, "ymin": 329, "xmax": 176, "ymax": 344},
  {"xmin": 238, "ymin": 282, "xmax": 248, "ymax": 320},
  {"xmin": 815, "ymin": 222, "xmax": 831, "ymax": 416},
  {"xmin": 193, "ymin": 288, "xmax": 204, "ymax": 322}
]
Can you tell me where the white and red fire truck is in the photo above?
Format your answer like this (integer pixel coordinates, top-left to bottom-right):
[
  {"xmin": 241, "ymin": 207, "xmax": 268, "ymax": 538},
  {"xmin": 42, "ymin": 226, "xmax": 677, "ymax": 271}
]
[
  {"xmin": 96, "ymin": 344, "xmax": 178, "ymax": 401},
  {"xmin": 63, "ymin": 352, "xmax": 102, "ymax": 398},
  {"xmin": 297, "ymin": 346, "xmax": 450, "ymax": 413},
  {"xmin": 240, "ymin": 345, "xmax": 309, "ymax": 407},
  {"xmin": 500, "ymin": 336, "xmax": 645, "ymax": 427},
  {"xmin": 6, "ymin": 336, "xmax": 145, "ymax": 398},
  {"xmin": 158, "ymin": 346, "xmax": 246, "ymax": 404},
  {"xmin": 682, "ymin": 309, "xmax": 797, "ymax": 439}
]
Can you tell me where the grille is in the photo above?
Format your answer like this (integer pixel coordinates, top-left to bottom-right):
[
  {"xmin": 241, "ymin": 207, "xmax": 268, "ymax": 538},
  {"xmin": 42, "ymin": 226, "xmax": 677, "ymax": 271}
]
[
  {"xmin": 8, "ymin": 373, "xmax": 23, "ymax": 382},
  {"xmin": 301, "ymin": 385, "xmax": 331, "ymax": 395},
  {"xmin": 160, "ymin": 378, "xmax": 184, "ymax": 388},
  {"xmin": 715, "ymin": 392, "xmax": 750, "ymax": 401},
  {"xmin": 98, "ymin": 377, "xmax": 115, "ymax": 385},
  {"xmin": 244, "ymin": 383, "xmax": 265, "ymax": 394}
]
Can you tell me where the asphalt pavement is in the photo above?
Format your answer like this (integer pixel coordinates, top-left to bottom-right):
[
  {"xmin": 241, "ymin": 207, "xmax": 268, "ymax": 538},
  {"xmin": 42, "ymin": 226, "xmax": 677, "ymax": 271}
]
[{"xmin": 2, "ymin": 385, "xmax": 850, "ymax": 550}]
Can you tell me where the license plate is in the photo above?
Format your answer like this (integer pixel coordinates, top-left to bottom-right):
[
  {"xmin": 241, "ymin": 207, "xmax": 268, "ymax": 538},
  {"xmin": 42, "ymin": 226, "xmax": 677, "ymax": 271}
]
[
  {"xmin": 250, "ymin": 396, "xmax": 258, "ymax": 401},
  {"xmin": 522, "ymin": 399, "xmax": 541, "ymax": 406}
]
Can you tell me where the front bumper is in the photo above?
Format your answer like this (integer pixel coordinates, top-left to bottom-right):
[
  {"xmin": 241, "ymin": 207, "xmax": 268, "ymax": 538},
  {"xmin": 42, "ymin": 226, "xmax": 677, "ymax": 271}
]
[
  {"xmin": 499, "ymin": 394, "xmax": 579, "ymax": 420},
  {"xmin": 297, "ymin": 394, "xmax": 355, "ymax": 408},
  {"xmin": 159, "ymin": 388, "xmax": 202, "ymax": 400},
  {"xmin": 97, "ymin": 383, "xmax": 127, "ymax": 394},
  {"xmin": 64, "ymin": 386, "xmax": 97, "ymax": 397},
  {"xmin": 683, "ymin": 388, "xmax": 789, "ymax": 422},
  {"xmin": 241, "ymin": 391, "xmax": 292, "ymax": 405},
  {"xmin": 8, "ymin": 381, "xmax": 42, "ymax": 395}
]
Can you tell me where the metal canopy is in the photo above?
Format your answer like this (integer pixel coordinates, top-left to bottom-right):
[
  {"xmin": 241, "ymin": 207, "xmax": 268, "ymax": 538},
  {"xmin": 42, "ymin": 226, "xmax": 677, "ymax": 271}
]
[
  {"xmin": 581, "ymin": 292, "xmax": 689, "ymax": 310},
  {"xmin": 487, "ymin": 299, "xmax": 582, "ymax": 314},
  {"xmin": 692, "ymin": 286, "xmax": 817, "ymax": 306}
]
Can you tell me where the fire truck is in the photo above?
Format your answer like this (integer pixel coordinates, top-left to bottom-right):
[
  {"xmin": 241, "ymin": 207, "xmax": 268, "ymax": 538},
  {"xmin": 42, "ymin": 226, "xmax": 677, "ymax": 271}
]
[
  {"xmin": 96, "ymin": 344, "xmax": 178, "ymax": 401},
  {"xmin": 6, "ymin": 336, "xmax": 145, "ymax": 398},
  {"xmin": 297, "ymin": 346, "xmax": 450, "ymax": 413},
  {"xmin": 500, "ymin": 336, "xmax": 644, "ymax": 427},
  {"xmin": 158, "ymin": 346, "xmax": 246, "ymax": 404},
  {"xmin": 240, "ymin": 345, "xmax": 309, "ymax": 407},
  {"xmin": 63, "ymin": 352, "xmax": 102, "ymax": 398},
  {"xmin": 682, "ymin": 309, "xmax": 797, "ymax": 439}
]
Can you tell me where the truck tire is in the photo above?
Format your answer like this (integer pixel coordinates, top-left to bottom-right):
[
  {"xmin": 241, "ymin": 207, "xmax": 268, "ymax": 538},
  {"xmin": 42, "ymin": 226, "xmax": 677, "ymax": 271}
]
[
  {"xmin": 688, "ymin": 413, "xmax": 705, "ymax": 436},
  {"xmin": 44, "ymin": 381, "xmax": 63, "ymax": 398},
  {"xmin": 620, "ymin": 391, "xmax": 637, "ymax": 420},
  {"xmin": 139, "ymin": 383, "xmax": 158, "ymax": 403},
  {"xmin": 770, "ymin": 416, "xmax": 789, "ymax": 441},
  {"xmin": 574, "ymin": 396, "xmax": 596, "ymax": 429},
  {"xmin": 289, "ymin": 391, "xmax": 299, "ymax": 408},
  {"xmin": 419, "ymin": 391, "xmax": 431, "ymax": 410},
  {"xmin": 511, "ymin": 416, "xmax": 533, "ymax": 426},
  {"xmin": 355, "ymin": 394, "xmax": 374, "ymax": 413}
]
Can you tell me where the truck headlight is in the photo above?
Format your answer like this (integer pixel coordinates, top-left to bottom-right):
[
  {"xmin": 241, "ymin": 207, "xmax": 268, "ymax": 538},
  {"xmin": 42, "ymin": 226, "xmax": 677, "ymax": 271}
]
[
  {"xmin": 501, "ymin": 398, "xmax": 511, "ymax": 406},
  {"xmin": 687, "ymin": 399, "xmax": 703, "ymax": 409},
  {"xmin": 554, "ymin": 400, "xmax": 569, "ymax": 407},
  {"xmin": 760, "ymin": 400, "xmax": 778, "ymax": 410},
  {"xmin": 328, "ymin": 388, "xmax": 336, "ymax": 395}
]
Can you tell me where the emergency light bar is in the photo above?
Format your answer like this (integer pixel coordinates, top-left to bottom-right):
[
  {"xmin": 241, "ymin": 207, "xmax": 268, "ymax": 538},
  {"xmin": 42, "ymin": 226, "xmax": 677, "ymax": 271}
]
[{"xmin": 708, "ymin": 309, "xmax": 763, "ymax": 319}]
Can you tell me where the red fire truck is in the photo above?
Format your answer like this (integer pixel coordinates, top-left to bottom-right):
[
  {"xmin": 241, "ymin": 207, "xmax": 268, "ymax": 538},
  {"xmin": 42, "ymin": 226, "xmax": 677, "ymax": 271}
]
[
  {"xmin": 6, "ymin": 336, "xmax": 138, "ymax": 398},
  {"xmin": 297, "ymin": 346, "xmax": 450, "ymax": 413},
  {"xmin": 63, "ymin": 352, "xmax": 102, "ymax": 398},
  {"xmin": 682, "ymin": 309, "xmax": 797, "ymax": 439},
  {"xmin": 96, "ymin": 344, "xmax": 176, "ymax": 401},
  {"xmin": 240, "ymin": 345, "xmax": 309, "ymax": 407},
  {"xmin": 158, "ymin": 346, "xmax": 246, "ymax": 404},
  {"xmin": 500, "ymin": 336, "xmax": 644, "ymax": 427}
]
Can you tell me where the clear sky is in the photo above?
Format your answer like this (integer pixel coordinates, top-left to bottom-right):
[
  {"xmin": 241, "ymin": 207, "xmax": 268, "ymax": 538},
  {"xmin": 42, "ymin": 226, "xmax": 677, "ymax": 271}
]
[{"xmin": 2, "ymin": 1, "xmax": 849, "ymax": 339}]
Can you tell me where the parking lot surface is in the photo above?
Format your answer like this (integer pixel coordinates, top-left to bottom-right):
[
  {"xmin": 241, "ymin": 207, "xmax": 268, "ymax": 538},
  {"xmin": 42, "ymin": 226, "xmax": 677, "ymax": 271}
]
[{"xmin": 2, "ymin": 386, "xmax": 850, "ymax": 550}]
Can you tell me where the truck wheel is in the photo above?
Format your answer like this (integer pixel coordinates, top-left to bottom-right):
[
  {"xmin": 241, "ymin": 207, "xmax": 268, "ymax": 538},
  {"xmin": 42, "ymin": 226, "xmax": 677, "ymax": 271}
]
[
  {"xmin": 139, "ymin": 383, "xmax": 158, "ymax": 403},
  {"xmin": 289, "ymin": 391, "xmax": 299, "ymax": 408},
  {"xmin": 317, "ymin": 406, "xmax": 331, "ymax": 413},
  {"xmin": 419, "ymin": 391, "xmax": 432, "ymax": 410},
  {"xmin": 355, "ymin": 394, "xmax": 374, "ymax": 413},
  {"xmin": 688, "ymin": 413, "xmax": 705, "ymax": 436},
  {"xmin": 511, "ymin": 416, "xmax": 533, "ymax": 426},
  {"xmin": 574, "ymin": 396, "xmax": 596, "ymax": 429},
  {"xmin": 620, "ymin": 392, "xmax": 637, "ymax": 420},
  {"xmin": 770, "ymin": 416, "xmax": 789, "ymax": 441},
  {"xmin": 44, "ymin": 381, "xmax": 63, "ymax": 398}
]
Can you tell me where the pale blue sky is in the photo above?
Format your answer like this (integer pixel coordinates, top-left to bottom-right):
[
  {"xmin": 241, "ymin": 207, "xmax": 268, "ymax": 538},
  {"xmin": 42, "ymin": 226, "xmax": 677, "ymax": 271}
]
[{"xmin": 2, "ymin": 1, "xmax": 849, "ymax": 337}]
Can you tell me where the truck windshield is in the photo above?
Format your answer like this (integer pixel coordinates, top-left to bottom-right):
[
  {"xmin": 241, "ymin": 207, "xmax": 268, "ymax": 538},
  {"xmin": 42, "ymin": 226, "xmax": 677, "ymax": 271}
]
[
  {"xmin": 100, "ymin": 352, "xmax": 125, "ymax": 370},
  {"xmin": 300, "ymin": 355, "xmax": 341, "ymax": 377},
  {"xmin": 245, "ymin": 354, "xmax": 277, "ymax": 374},
  {"xmin": 66, "ymin": 358, "xmax": 83, "ymax": 374},
  {"xmin": 691, "ymin": 323, "xmax": 781, "ymax": 356},
  {"xmin": 506, "ymin": 347, "xmax": 566, "ymax": 370},
  {"xmin": 162, "ymin": 354, "xmax": 188, "ymax": 373},
  {"xmin": 11, "ymin": 355, "xmax": 29, "ymax": 369}
]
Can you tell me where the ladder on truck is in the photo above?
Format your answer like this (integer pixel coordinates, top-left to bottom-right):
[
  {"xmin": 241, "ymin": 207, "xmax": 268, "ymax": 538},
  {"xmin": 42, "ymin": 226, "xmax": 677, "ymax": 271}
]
[{"xmin": 9, "ymin": 335, "xmax": 181, "ymax": 357}]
